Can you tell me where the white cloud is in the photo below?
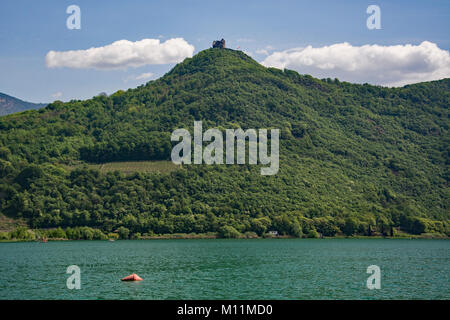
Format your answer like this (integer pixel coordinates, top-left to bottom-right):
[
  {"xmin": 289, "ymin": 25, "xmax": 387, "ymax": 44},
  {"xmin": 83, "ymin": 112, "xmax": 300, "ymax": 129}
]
[
  {"xmin": 46, "ymin": 38, "xmax": 195, "ymax": 70},
  {"xmin": 256, "ymin": 46, "xmax": 276, "ymax": 56},
  {"xmin": 135, "ymin": 72, "xmax": 154, "ymax": 80},
  {"xmin": 261, "ymin": 41, "xmax": 450, "ymax": 86},
  {"xmin": 256, "ymin": 49, "xmax": 269, "ymax": 56},
  {"xmin": 51, "ymin": 92, "xmax": 62, "ymax": 99},
  {"xmin": 124, "ymin": 72, "xmax": 155, "ymax": 83}
]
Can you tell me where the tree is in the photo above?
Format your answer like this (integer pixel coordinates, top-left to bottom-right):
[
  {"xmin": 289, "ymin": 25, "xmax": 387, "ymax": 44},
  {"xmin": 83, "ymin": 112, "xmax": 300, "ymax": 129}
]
[
  {"xmin": 250, "ymin": 217, "xmax": 271, "ymax": 235},
  {"xmin": 50, "ymin": 227, "xmax": 66, "ymax": 239},
  {"xmin": 0, "ymin": 147, "xmax": 11, "ymax": 160},
  {"xmin": 409, "ymin": 218, "xmax": 426, "ymax": 235},
  {"xmin": 15, "ymin": 165, "xmax": 43, "ymax": 189},
  {"xmin": 218, "ymin": 226, "xmax": 241, "ymax": 238},
  {"xmin": 307, "ymin": 229, "xmax": 319, "ymax": 238},
  {"xmin": 291, "ymin": 221, "xmax": 303, "ymax": 238},
  {"xmin": 117, "ymin": 226, "xmax": 130, "ymax": 239},
  {"xmin": 342, "ymin": 218, "xmax": 359, "ymax": 236}
]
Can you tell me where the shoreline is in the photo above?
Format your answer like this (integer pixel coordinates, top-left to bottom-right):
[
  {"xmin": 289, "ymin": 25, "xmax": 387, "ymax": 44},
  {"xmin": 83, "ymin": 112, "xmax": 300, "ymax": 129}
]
[{"xmin": 1, "ymin": 234, "xmax": 448, "ymax": 243}]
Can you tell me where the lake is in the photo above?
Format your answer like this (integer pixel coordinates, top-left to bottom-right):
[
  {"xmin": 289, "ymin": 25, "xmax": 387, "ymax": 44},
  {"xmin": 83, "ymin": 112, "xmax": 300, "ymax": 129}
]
[{"xmin": 0, "ymin": 239, "xmax": 448, "ymax": 299}]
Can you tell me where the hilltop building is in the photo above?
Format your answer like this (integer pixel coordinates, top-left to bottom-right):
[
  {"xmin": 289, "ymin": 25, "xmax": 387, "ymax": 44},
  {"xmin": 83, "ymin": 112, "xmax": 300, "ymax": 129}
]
[{"xmin": 212, "ymin": 39, "xmax": 226, "ymax": 48}]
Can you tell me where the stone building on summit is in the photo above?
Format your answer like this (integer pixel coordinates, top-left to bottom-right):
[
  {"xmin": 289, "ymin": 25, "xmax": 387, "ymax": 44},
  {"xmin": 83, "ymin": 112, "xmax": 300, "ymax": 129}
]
[{"xmin": 212, "ymin": 39, "xmax": 226, "ymax": 48}]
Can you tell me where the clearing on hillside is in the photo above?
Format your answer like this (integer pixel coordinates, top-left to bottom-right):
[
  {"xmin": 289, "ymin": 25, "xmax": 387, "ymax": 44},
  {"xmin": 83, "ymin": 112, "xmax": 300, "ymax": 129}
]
[
  {"xmin": 66, "ymin": 160, "xmax": 180, "ymax": 175},
  {"xmin": 92, "ymin": 160, "xmax": 180, "ymax": 174}
]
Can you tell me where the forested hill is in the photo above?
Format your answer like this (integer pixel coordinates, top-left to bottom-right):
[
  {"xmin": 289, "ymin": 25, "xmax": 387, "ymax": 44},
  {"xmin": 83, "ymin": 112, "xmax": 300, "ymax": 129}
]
[
  {"xmin": 0, "ymin": 48, "xmax": 448, "ymax": 239},
  {"xmin": 0, "ymin": 92, "xmax": 47, "ymax": 116}
]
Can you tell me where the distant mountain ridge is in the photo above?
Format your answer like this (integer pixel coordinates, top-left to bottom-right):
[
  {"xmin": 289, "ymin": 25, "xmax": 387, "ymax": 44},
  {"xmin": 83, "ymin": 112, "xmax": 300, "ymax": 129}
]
[{"xmin": 0, "ymin": 92, "xmax": 47, "ymax": 116}]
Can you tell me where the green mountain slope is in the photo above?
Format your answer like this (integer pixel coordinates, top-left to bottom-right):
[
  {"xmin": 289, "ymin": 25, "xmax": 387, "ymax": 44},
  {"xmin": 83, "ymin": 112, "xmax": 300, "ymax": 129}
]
[
  {"xmin": 0, "ymin": 92, "xmax": 47, "ymax": 116},
  {"xmin": 0, "ymin": 48, "xmax": 448, "ymax": 238}
]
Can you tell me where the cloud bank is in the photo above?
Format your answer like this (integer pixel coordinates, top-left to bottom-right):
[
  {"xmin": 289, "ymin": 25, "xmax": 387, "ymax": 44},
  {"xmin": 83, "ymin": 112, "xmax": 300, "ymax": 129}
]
[
  {"xmin": 261, "ymin": 41, "xmax": 450, "ymax": 86},
  {"xmin": 46, "ymin": 38, "xmax": 195, "ymax": 70}
]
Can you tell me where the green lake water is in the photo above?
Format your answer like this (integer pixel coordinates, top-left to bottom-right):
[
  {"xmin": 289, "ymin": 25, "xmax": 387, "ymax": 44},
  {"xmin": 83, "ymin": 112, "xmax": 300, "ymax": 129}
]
[{"xmin": 0, "ymin": 239, "xmax": 448, "ymax": 299}]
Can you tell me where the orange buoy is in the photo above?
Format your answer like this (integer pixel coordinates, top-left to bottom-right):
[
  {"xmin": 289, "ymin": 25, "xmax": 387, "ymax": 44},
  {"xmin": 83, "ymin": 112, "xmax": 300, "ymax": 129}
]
[{"xmin": 121, "ymin": 273, "xmax": 143, "ymax": 281}]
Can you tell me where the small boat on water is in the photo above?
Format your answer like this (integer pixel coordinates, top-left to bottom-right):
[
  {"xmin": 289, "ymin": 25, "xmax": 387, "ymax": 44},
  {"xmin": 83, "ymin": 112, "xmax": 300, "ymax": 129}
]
[
  {"xmin": 108, "ymin": 239, "xmax": 115, "ymax": 242},
  {"xmin": 41, "ymin": 237, "xmax": 47, "ymax": 243}
]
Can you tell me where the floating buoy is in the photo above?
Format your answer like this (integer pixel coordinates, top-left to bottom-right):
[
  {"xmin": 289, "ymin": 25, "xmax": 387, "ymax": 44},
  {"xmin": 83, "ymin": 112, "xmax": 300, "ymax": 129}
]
[{"xmin": 121, "ymin": 273, "xmax": 143, "ymax": 281}]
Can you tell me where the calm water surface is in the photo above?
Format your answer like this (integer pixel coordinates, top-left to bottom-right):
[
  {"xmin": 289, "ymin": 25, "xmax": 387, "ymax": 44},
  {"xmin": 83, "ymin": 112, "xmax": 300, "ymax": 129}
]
[{"xmin": 0, "ymin": 239, "xmax": 448, "ymax": 299}]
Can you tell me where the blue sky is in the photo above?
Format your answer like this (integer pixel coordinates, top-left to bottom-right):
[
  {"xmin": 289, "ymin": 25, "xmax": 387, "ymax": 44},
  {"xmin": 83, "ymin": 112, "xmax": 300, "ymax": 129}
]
[{"xmin": 0, "ymin": 0, "xmax": 449, "ymax": 103}]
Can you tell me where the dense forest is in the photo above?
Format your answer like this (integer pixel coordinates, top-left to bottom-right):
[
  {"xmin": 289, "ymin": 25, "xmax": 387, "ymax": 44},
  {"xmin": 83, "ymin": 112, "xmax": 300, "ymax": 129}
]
[{"xmin": 0, "ymin": 48, "xmax": 448, "ymax": 239}]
